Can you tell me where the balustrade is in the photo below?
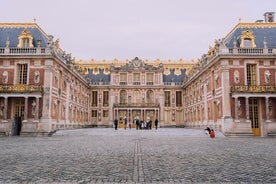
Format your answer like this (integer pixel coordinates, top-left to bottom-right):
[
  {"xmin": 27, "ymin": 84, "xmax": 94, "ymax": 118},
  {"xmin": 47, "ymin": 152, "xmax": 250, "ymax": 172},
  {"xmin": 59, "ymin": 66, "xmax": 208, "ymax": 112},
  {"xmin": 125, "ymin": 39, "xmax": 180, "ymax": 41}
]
[
  {"xmin": 0, "ymin": 84, "xmax": 43, "ymax": 93},
  {"xmin": 114, "ymin": 102, "xmax": 159, "ymax": 108},
  {"xmin": 231, "ymin": 85, "xmax": 276, "ymax": 93}
]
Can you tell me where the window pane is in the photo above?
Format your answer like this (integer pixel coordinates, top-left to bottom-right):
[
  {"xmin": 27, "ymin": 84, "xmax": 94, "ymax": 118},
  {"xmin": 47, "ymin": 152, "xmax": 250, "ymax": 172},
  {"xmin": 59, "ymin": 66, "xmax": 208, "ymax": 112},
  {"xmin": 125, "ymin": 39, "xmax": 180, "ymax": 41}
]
[
  {"xmin": 92, "ymin": 110, "xmax": 97, "ymax": 117},
  {"xmin": 246, "ymin": 64, "xmax": 257, "ymax": 86},
  {"xmin": 120, "ymin": 90, "xmax": 127, "ymax": 104},
  {"xmin": 244, "ymin": 39, "xmax": 251, "ymax": 48},
  {"xmin": 120, "ymin": 73, "xmax": 127, "ymax": 81},
  {"xmin": 92, "ymin": 91, "xmax": 98, "ymax": 106},
  {"xmin": 103, "ymin": 110, "xmax": 109, "ymax": 117},
  {"xmin": 176, "ymin": 91, "xmax": 182, "ymax": 107},
  {"xmin": 18, "ymin": 64, "xmax": 28, "ymax": 84},
  {"xmin": 146, "ymin": 73, "xmax": 153, "ymax": 82},
  {"xmin": 165, "ymin": 91, "xmax": 170, "ymax": 107},
  {"xmin": 133, "ymin": 73, "xmax": 140, "ymax": 81},
  {"xmin": 103, "ymin": 91, "xmax": 109, "ymax": 106}
]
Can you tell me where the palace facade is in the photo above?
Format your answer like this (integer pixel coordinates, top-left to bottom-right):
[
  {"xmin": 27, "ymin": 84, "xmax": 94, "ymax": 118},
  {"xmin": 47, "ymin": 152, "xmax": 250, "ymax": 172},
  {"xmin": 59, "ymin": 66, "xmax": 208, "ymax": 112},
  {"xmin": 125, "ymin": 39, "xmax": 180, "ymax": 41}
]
[{"xmin": 0, "ymin": 12, "xmax": 276, "ymax": 137}]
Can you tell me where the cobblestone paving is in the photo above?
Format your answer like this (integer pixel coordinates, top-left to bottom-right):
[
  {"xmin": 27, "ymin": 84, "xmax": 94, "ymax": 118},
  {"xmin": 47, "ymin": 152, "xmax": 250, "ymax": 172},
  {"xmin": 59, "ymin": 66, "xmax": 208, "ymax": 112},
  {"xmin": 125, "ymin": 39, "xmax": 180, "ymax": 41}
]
[{"xmin": 0, "ymin": 128, "xmax": 275, "ymax": 184}]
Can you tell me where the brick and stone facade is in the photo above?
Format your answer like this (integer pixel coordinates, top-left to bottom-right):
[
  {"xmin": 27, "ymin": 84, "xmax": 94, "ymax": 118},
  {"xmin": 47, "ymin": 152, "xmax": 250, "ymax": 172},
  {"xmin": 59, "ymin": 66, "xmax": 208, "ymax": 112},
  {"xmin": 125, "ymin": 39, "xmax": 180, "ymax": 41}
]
[{"xmin": 1, "ymin": 13, "xmax": 276, "ymax": 137}]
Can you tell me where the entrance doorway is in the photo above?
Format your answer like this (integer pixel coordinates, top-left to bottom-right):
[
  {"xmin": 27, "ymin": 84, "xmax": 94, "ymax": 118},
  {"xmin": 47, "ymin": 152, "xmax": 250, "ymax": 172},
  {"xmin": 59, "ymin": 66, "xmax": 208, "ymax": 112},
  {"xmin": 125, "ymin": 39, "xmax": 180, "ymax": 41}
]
[
  {"xmin": 12, "ymin": 99, "xmax": 24, "ymax": 136},
  {"xmin": 249, "ymin": 98, "xmax": 260, "ymax": 136}
]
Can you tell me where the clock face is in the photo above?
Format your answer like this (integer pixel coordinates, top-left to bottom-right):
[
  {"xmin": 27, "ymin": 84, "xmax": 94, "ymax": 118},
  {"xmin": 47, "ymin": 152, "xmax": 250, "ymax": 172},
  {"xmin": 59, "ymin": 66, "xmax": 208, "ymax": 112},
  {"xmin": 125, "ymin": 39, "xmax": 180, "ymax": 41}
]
[{"xmin": 133, "ymin": 60, "xmax": 140, "ymax": 67}]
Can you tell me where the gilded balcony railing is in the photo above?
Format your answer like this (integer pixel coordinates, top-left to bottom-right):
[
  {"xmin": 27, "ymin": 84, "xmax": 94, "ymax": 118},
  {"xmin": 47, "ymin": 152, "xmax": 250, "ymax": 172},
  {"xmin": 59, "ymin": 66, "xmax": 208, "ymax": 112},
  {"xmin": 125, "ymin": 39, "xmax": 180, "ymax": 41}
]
[
  {"xmin": 114, "ymin": 103, "xmax": 160, "ymax": 108},
  {"xmin": 0, "ymin": 84, "xmax": 43, "ymax": 93},
  {"xmin": 231, "ymin": 85, "xmax": 276, "ymax": 93}
]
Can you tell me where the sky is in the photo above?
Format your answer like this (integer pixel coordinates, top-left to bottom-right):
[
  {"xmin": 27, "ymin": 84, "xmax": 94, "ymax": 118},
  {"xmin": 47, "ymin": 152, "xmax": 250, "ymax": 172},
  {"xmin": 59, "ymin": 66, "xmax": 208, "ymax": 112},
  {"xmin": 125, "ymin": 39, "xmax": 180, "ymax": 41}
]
[{"xmin": 0, "ymin": 0, "xmax": 275, "ymax": 61}]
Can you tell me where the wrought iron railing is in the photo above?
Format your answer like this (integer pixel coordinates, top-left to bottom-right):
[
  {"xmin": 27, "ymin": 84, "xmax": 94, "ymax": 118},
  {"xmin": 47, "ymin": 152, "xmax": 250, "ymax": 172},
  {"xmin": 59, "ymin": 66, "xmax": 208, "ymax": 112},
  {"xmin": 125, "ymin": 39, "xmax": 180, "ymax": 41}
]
[
  {"xmin": 231, "ymin": 85, "xmax": 276, "ymax": 93},
  {"xmin": 0, "ymin": 84, "xmax": 43, "ymax": 93}
]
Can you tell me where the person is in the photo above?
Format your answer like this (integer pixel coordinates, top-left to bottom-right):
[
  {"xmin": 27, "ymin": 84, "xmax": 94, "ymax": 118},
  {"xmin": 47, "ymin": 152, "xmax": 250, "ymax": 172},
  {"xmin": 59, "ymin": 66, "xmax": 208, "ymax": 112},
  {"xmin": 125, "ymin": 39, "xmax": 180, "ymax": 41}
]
[
  {"xmin": 136, "ymin": 119, "xmax": 140, "ymax": 130},
  {"xmin": 205, "ymin": 127, "xmax": 211, "ymax": 135},
  {"xmin": 128, "ymin": 120, "xmax": 132, "ymax": 129},
  {"xmin": 114, "ymin": 118, "xmax": 118, "ymax": 130},
  {"xmin": 124, "ymin": 116, "xmax": 127, "ymax": 130},
  {"xmin": 17, "ymin": 116, "xmax": 22, "ymax": 135},
  {"xmin": 154, "ymin": 118, "xmax": 158, "ymax": 130},
  {"xmin": 210, "ymin": 129, "xmax": 215, "ymax": 138},
  {"xmin": 149, "ymin": 120, "xmax": 152, "ymax": 130}
]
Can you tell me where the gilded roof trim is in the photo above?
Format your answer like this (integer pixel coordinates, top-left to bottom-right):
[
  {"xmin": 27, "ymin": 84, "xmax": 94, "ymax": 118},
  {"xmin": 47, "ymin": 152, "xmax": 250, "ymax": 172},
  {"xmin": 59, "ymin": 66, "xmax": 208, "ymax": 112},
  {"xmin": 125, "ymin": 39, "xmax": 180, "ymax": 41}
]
[
  {"xmin": 224, "ymin": 22, "xmax": 276, "ymax": 41},
  {"xmin": 0, "ymin": 22, "xmax": 49, "ymax": 39}
]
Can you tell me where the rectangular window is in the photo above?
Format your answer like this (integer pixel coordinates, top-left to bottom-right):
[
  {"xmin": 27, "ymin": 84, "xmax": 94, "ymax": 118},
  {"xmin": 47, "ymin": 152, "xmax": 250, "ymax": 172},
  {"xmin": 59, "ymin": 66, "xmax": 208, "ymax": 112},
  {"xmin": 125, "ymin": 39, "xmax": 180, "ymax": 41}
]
[
  {"xmin": 23, "ymin": 38, "xmax": 29, "ymax": 48},
  {"xmin": 17, "ymin": 64, "xmax": 28, "ymax": 84},
  {"xmin": 246, "ymin": 64, "xmax": 257, "ymax": 86},
  {"xmin": 92, "ymin": 110, "xmax": 97, "ymax": 117},
  {"xmin": 146, "ymin": 73, "xmax": 154, "ymax": 85},
  {"xmin": 133, "ymin": 73, "xmax": 140, "ymax": 81},
  {"xmin": 92, "ymin": 91, "xmax": 98, "ymax": 107},
  {"xmin": 103, "ymin": 110, "xmax": 109, "ymax": 117},
  {"xmin": 103, "ymin": 91, "xmax": 109, "ymax": 106},
  {"xmin": 15, "ymin": 98, "xmax": 24, "ymax": 117},
  {"xmin": 165, "ymin": 91, "xmax": 171, "ymax": 107},
  {"xmin": 176, "ymin": 91, "xmax": 182, "ymax": 107},
  {"xmin": 120, "ymin": 73, "xmax": 127, "ymax": 81},
  {"xmin": 133, "ymin": 73, "xmax": 140, "ymax": 85},
  {"xmin": 120, "ymin": 73, "xmax": 127, "ymax": 85}
]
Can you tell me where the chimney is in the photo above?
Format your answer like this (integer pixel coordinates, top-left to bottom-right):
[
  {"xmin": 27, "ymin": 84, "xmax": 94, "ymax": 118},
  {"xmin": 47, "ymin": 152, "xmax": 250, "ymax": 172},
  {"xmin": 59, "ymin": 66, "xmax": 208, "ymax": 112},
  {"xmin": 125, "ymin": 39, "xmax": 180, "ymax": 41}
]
[{"xmin": 264, "ymin": 12, "xmax": 275, "ymax": 22}]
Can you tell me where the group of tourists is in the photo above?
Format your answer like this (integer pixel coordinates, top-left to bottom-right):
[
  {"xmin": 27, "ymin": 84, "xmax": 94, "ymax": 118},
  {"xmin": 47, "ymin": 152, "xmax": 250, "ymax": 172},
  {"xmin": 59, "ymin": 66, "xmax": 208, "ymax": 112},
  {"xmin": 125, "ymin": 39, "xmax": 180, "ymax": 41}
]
[{"xmin": 113, "ymin": 118, "xmax": 159, "ymax": 130}]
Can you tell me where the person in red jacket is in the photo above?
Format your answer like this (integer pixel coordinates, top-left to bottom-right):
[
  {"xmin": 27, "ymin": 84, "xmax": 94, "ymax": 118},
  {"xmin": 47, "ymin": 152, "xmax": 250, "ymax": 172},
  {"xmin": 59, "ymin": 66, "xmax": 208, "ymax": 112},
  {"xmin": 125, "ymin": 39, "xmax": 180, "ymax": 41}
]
[{"xmin": 210, "ymin": 129, "xmax": 215, "ymax": 138}]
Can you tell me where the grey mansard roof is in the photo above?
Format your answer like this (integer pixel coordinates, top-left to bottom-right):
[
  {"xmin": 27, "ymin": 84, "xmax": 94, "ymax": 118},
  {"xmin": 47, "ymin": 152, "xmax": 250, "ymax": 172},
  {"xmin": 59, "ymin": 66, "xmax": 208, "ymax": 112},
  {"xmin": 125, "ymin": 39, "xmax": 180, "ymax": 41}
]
[
  {"xmin": 0, "ymin": 23, "xmax": 49, "ymax": 47},
  {"xmin": 163, "ymin": 69, "xmax": 186, "ymax": 83},
  {"xmin": 87, "ymin": 68, "xmax": 110, "ymax": 82},
  {"xmin": 224, "ymin": 23, "xmax": 276, "ymax": 48}
]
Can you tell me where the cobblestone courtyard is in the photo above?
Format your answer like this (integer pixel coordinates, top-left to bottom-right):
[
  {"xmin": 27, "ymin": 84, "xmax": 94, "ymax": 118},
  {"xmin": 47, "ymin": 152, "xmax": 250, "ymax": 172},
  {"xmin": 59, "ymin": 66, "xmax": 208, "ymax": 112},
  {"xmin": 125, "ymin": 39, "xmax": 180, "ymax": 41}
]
[{"xmin": 0, "ymin": 128, "xmax": 275, "ymax": 184}]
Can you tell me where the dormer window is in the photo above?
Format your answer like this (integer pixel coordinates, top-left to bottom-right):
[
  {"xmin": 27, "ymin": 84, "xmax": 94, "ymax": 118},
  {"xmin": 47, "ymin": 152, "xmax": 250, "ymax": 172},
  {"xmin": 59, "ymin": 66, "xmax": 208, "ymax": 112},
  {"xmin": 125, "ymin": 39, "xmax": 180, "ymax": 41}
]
[
  {"xmin": 17, "ymin": 29, "xmax": 34, "ymax": 48},
  {"xmin": 243, "ymin": 39, "xmax": 251, "ymax": 48},
  {"xmin": 240, "ymin": 29, "xmax": 256, "ymax": 48},
  {"xmin": 23, "ymin": 38, "xmax": 30, "ymax": 48}
]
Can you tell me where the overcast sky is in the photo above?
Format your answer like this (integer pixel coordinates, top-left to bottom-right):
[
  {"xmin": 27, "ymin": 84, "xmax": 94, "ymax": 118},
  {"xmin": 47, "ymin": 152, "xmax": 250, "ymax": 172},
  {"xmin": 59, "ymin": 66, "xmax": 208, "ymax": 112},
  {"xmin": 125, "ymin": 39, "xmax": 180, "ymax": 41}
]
[{"xmin": 1, "ymin": 0, "xmax": 275, "ymax": 61}]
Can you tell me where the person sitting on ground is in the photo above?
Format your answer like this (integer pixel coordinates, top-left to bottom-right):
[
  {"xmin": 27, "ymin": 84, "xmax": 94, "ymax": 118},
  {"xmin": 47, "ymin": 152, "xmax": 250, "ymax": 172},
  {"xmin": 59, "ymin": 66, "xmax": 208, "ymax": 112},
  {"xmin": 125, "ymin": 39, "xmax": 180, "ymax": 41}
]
[
  {"xmin": 205, "ymin": 127, "xmax": 211, "ymax": 135},
  {"xmin": 210, "ymin": 129, "xmax": 215, "ymax": 138}
]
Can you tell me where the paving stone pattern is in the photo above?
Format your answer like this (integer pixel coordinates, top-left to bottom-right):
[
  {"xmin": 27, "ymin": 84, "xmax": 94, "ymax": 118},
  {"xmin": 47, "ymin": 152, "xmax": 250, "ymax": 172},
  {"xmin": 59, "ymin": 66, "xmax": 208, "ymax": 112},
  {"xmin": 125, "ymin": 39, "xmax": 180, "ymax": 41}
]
[{"xmin": 0, "ymin": 128, "xmax": 275, "ymax": 184}]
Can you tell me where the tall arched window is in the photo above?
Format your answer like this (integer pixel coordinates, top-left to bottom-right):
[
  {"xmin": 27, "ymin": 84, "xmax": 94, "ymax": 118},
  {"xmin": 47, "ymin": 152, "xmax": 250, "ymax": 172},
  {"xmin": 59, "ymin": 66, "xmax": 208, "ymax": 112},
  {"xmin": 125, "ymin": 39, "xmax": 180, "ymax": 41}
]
[
  {"xmin": 146, "ymin": 90, "xmax": 154, "ymax": 103},
  {"xmin": 133, "ymin": 90, "xmax": 141, "ymax": 104},
  {"xmin": 120, "ymin": 90, "xmax": 127, "ymax": 104}
]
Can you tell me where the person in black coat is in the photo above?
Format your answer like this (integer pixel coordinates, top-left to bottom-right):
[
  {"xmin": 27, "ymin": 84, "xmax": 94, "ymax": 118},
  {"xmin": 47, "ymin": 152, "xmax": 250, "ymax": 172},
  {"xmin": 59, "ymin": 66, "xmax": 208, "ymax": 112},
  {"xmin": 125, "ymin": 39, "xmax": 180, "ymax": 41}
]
[
  {"xmin": 154, "ymin": 119, "xmax": 158, "ymax": 130},
  {"xmin": 114, "ymin": 118, "xmax": 118, "ymax": 130}
]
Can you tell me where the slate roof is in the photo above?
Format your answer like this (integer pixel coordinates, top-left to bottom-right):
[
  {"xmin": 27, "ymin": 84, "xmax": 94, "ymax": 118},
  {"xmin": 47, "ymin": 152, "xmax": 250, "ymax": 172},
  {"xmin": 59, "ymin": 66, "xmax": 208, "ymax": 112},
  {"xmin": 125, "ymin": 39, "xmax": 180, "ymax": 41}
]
[
  {"xmin": 87, "ymin": 68, "xmax": 111, "ymax": 82},
  {"xmin": 224, "ymin": 23, "xmax": 276, "ymax": 48},
  {"xmin": 0, "ymin": 23, "xmax": 48, "ymax": 47},
  {"xmin": 163, "ymin": 69, "xmax": 186, "ymax": 83}
]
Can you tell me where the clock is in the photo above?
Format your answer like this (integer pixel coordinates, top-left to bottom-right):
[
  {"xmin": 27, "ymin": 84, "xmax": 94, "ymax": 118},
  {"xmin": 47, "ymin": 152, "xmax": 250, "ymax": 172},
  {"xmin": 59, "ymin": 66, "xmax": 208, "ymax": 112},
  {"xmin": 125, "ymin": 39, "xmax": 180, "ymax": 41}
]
[{"xmin": 133, "ymin": 59, "xmax": 140, "ymax": 67}]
